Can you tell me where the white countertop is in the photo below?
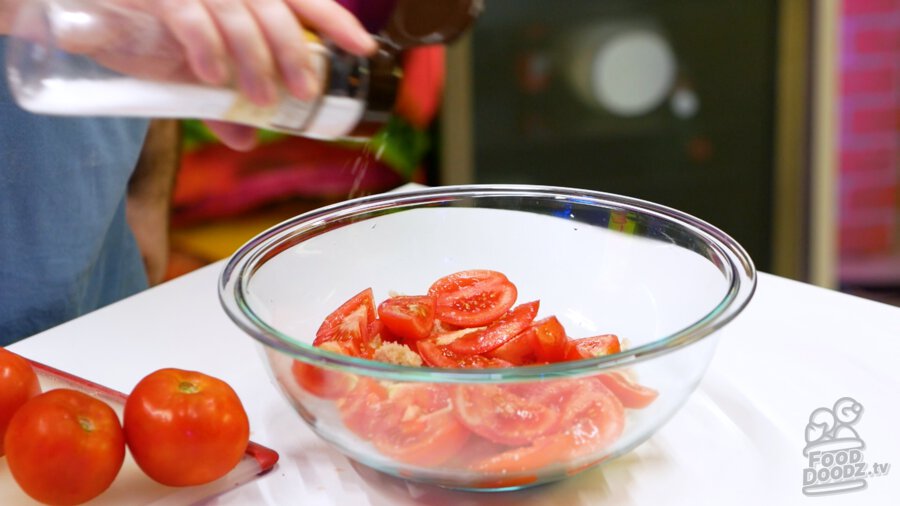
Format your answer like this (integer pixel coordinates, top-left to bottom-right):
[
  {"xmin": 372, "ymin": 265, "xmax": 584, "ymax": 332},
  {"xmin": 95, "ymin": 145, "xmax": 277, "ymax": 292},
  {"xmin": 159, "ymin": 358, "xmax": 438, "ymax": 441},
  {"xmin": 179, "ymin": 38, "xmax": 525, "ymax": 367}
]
[{"xmin": 9, "ymin": 264, "xmax": 900, "ymax": 505}]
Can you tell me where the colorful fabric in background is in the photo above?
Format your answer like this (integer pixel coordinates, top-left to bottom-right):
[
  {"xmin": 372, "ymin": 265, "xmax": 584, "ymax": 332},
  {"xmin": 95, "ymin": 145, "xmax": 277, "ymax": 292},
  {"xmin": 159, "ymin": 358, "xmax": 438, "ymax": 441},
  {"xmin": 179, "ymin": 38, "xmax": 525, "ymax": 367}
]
[{"xmin": 172, "ymin": 45, "xmax": 445, "ymax": 226}]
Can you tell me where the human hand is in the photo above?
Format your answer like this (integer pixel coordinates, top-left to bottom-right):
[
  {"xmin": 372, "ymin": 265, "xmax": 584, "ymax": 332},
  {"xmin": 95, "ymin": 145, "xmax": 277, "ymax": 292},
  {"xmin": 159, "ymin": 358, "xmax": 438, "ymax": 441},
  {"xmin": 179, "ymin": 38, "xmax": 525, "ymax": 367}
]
[
  {"xmin": 155, "ymin": 0, "xmax": 377, "ymax": 105},
  {"xmin": 165, "ymin": 0, "xmax": 378, "ymax": 151}
]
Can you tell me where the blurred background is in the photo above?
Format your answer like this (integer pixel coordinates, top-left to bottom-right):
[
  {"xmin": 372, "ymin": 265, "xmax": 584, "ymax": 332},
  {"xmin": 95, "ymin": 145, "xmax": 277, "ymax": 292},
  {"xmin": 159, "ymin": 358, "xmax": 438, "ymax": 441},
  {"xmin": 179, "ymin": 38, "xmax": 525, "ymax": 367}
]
[{"xmin": 165, "ymin": 0, "xmax": 900, "ymax": 305}]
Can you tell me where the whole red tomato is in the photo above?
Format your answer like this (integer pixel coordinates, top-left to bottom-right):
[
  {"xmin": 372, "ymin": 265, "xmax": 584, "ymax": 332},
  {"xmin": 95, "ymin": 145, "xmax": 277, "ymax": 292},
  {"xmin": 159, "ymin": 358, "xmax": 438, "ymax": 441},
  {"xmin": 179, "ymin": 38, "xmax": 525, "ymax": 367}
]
[
  {"xmin": 4, "ymin": 388, "xmax": 125, "ymax": 505},
  {"xmin": 0, "ymin": 348, "xmax": 41, "ymax": 456},
  {"xmin": 123, "ymin": 368, "xmax": 250, "ymax": 486}
]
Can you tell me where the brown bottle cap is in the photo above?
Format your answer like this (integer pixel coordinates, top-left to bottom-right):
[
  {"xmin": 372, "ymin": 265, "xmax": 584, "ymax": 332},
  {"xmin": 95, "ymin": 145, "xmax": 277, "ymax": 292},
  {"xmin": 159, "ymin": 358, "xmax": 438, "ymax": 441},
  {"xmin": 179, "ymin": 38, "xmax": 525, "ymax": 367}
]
[{"xmin": 382, "ymin": 0, "xmax": 483, "ymax": 48}]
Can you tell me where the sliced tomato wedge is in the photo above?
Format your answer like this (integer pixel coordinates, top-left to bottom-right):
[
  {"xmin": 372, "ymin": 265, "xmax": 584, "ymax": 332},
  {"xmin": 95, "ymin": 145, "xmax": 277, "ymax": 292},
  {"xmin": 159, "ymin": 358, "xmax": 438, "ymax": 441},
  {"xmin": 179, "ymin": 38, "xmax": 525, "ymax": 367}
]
[
  {"xmin": 370, "ymin": 384, "xmax": 470, "ymax": 466},
  {"xmin": 486, "ymin": 328, "xmax": 536, "ymax": 365},
  {"xmin": 291, "ymin": 341, "xmax": 356, "ymax": 399},
  {"xmin": 471, "ymin": 379, "xmax": 624, "ymax": 474},
  {"xmin": 486, "ymin": 316, "xmax": 568, "ymax": 365},
  {"xmin": 313, "ymin": 288, "xmax": 377, "ymax": 358},
  {"xmin": 565, "ymin": 334, "xmax": 621, "ymax": 361},
  {"xmin": 447, "ymin": 301, "xmax": 539, "ymax": 356},
  {"xmin": 548, "ymin": 384, "xmax": 625, "ymax": 460},
  {"xmin": 597, "ymin": 372, "xmax": 659, "ymax": 409},
  {"xmin": 377, "ymin": 295, "xmax": 435, "ymax": 341},
  {"xmin": 365, "ymin": 319, "xmax": 392, "ymax": 346},
  {"xmin": 417, "ymin": 339, "xmax": 513, "ymax": 369},
  {"xmin": 417, "ymin": 339, "xmax": 462, "ymax": 368},
  {"xmin": 336, "ymin": 378, "xmax": 390, "ymax": 439},
  {"xmin": 452, "ymin": 383, "xmax": 562, "ymax": 446},
  {"xmin": 429, "ymin": 319, "xmax": 463, "ymax": 338},
  {"xmin": 374, "ymin": 407, "xmax": 470, "ymax": 466},
  {"xmin": 530, "ymin": 316, "xmax": 569, "ymax": 362},
  {"xmin": 428, "ymin": 270, "xmax": 518, "ymax": 327}
]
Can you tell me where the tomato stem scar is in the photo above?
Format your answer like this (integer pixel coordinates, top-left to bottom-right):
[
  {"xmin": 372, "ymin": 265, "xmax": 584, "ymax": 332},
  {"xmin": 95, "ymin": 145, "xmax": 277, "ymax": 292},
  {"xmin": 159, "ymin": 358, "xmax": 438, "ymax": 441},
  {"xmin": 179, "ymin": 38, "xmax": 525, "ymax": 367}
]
[{"xmin": 178, "ymin": 381, "xmax": 200, "ymax": 394}]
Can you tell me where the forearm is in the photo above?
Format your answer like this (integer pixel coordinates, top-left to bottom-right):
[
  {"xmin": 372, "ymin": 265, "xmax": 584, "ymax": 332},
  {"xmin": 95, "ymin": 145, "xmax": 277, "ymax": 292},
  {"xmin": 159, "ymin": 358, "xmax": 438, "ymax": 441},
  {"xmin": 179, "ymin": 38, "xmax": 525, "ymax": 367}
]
[
  {"xmin": 0, "ymin": 0, "xmax": 24, "ymax": 34},
  {"xmin": 129, "ymin": 119, "xmax": 181, "ymax": 206},
  {"xmin": 126, "ymin": 119, "xmax": 182, "ymax": 286}
]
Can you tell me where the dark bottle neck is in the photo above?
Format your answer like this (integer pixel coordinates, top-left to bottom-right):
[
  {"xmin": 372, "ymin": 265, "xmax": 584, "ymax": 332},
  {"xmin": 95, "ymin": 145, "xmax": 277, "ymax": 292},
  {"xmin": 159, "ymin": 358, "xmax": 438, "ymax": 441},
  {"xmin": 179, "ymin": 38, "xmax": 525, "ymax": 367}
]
[{"xmin": 345, "ymin": 41, "xmax": 401, "ymax": 139}]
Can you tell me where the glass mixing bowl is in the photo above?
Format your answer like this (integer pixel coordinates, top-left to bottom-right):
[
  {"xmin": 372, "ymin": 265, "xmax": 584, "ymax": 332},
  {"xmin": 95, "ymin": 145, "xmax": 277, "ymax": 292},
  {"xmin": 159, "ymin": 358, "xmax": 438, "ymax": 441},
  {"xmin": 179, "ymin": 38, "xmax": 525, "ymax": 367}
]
[{"xmin": 219, "ymin": 185, "xmax": 756, "ymax": 491}]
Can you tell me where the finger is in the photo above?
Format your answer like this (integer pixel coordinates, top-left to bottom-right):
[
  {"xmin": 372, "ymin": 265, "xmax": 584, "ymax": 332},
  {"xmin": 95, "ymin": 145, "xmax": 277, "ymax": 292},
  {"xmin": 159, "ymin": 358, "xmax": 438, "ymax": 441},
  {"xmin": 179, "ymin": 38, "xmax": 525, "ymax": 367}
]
[
  {"xmin": 158, "ymin": 0, "xmax": 230, "ymax": 85},
  {"xmin": 203, "ymin": 121, "xmax": 259, "ymax": 151},
  {"xmin": 203, "ymin": 0, "xmax": 279, "ymax": 105},
  {"xmin": 245, "ymin": 0, "xmax": 320, "ymax": 100},
  {"xmin": 286, "ymin": 0, "xmax": 377, "ymax": 56}
]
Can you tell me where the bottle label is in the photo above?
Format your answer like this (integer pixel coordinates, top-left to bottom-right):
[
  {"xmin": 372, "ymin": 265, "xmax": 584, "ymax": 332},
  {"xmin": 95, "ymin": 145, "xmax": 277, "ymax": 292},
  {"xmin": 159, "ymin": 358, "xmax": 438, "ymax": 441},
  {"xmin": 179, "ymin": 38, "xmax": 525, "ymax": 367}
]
[
  {"xmin": 223, "ymin": 39, "xmax": 328, "ymax": 132},
  {"xmin": 269, "ymin": 96, "xmax": 318, "ymax": 131},
  {"xmin": 221, "ymin": 94, "xmax": 319, "ymax": 131},
  {"xmin": 301, "ymin": 95, "xmax": 365, "ymax": 139}
]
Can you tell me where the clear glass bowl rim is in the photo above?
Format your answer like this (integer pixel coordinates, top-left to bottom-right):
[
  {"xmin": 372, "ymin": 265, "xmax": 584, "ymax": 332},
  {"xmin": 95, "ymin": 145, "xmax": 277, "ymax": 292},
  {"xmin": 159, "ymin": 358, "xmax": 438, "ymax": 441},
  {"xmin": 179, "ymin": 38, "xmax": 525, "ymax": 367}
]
[{"xmin": 218, "ymin": 184, "xmax": 757, "ymax": 383}]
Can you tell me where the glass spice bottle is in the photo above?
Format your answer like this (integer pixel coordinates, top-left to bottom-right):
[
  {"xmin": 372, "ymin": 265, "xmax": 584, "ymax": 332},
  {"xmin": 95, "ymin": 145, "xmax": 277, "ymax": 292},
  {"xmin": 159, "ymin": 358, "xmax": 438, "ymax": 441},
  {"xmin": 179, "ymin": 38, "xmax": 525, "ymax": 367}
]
[{"xmin": 4, "ymin": 0, "xmax": 400, "ymax": 141}]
